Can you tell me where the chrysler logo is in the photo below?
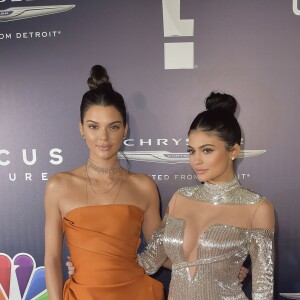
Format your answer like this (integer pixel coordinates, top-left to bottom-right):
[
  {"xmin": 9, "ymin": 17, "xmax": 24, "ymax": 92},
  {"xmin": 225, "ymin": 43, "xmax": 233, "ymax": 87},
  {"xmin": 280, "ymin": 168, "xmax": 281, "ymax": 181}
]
[
  {"xmin": 0, "ymin": 4, "xmax": 75, "ymax": 22},
  {"xmin": 118, "ymin": 150, "xmax": 266, "ymax": 164}
]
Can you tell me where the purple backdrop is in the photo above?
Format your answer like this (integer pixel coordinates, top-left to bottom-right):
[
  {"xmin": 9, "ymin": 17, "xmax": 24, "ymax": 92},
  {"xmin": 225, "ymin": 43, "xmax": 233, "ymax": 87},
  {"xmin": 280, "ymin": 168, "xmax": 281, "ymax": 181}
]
[{"xmin": 1, "ymin": 0, "xmax": 300, "ymax": 299}]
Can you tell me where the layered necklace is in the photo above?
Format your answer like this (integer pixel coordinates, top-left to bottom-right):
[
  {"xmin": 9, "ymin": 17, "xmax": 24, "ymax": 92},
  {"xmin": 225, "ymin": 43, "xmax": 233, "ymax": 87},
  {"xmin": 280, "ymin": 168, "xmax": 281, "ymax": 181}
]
[
  {"xmin": 85, "ymin": 159, "xmax": 122, "ymax": 195},
  {"xmin": 87, "ymin": 158, "xmax": 121, "ymax": 174}
]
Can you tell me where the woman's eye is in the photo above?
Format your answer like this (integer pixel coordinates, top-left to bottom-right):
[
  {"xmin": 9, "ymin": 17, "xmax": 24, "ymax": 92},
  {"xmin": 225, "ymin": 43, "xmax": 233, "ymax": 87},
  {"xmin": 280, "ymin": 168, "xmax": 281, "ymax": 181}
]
[
  {"xmin": 88, "ymin": 125, "xmax": 98, "ymax": 129},
  {"xmin": 187, "ymin": 149, "xmax": 194, "ymax": 155},
  {"xmin": 110, "ymin": 125, "xmax": 120, "ymax": 130},
  {"xmin": 203, "ymin": 148, "xmax": 213, "ymax": 154}
]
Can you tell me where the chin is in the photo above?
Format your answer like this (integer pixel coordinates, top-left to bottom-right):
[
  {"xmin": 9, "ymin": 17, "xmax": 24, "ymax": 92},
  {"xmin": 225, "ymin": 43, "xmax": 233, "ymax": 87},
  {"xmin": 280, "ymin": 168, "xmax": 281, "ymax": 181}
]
[{"xmin": 196, "ymin": 174, "xmax": 209, "ymax": 183}]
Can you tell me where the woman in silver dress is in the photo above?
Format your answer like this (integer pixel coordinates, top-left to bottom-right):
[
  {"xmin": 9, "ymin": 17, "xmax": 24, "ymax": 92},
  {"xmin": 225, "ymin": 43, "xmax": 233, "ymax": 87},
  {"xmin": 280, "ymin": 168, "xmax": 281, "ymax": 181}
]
[{"xmin": 137, "ymin": 92, "xmax": 275, "ymax": 300}]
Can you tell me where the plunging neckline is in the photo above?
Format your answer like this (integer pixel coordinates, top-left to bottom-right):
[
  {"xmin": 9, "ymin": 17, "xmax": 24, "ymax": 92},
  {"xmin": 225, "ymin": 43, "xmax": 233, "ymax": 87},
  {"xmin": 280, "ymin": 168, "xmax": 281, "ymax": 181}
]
[{"xmin": 166, "ymin": 214, "xmax": 249, "ymax": 282}]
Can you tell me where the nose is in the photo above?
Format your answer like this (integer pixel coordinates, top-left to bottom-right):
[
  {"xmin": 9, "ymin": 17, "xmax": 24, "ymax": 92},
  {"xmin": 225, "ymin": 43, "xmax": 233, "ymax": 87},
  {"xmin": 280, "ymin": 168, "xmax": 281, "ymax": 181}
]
[
  {"xmin": 191, "ymin": 152, "xmax": 203, "ymax": 165},
  {"xmin": 98, "ymin": 127, "xmax": 109, "ymax": 141}
]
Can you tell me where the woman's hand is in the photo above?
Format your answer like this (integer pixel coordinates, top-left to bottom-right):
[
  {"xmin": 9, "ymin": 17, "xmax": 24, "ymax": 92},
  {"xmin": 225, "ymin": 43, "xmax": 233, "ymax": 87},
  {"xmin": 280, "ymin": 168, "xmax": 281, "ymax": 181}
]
[
  {"xmin": 239, "ymin": 266, "xmax": 249, "ymax": 282},
  {"xmin": 66, "ymin": 257, "xmax": 76, "ymax": 277}
]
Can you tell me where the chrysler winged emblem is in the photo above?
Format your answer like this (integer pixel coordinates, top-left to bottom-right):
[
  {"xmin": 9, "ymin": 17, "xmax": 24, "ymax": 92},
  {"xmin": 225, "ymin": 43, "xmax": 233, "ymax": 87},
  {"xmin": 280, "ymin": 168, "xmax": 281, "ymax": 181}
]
[
  {"xmin": 118, "ymin": 150, "xmax": 266, "ymax": 164},
  {"xmin": 0, "ymin": 5, "xmax": 75, "ymax": 22}
]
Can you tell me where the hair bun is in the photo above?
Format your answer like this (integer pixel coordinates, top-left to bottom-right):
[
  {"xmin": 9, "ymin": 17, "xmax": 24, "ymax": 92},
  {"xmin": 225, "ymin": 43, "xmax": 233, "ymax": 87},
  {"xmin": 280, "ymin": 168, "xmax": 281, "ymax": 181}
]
[
  {"xmin": 205, "ymin": 92, "xmax": 237, "ymax": 115},
  {"xmin": 87, "ymin": 65, "xmax": 112, "ymax": 90}
]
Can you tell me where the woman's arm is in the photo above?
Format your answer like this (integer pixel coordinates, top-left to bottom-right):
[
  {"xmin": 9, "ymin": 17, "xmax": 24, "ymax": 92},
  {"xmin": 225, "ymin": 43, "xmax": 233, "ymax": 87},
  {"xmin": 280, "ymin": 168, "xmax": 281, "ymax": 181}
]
[
  {"xmin": 144, "ymin": 192, "xmax": 172, "ymax": 271},
  {"xmin": 135, "ymin": 175, "xmax": 169, "ymax": 274},
  {"xmin": 249, "ymin": 198, "xmax": 275, "ymax": 300},
  {"xmin": 44, "ymin": 175, "xmax": 64, "ymax": 300},
  {"xmin": 137, "ymin": 215, "xmax": 169, "ymax": 274},
  {"xmin": 140, "ymin": 175, "xmax": 162, "ymax": 242}
]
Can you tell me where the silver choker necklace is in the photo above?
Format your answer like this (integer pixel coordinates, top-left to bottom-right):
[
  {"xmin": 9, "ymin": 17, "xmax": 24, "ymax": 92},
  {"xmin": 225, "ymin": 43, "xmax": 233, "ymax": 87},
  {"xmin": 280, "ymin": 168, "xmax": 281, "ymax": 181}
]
[
  {"xmin": 179, "ymin": 177, "xmax": 262, "ymax": 205},
  {"xmin": 87, "ymin": 159, "xmax": 121, "ymax": 174}
]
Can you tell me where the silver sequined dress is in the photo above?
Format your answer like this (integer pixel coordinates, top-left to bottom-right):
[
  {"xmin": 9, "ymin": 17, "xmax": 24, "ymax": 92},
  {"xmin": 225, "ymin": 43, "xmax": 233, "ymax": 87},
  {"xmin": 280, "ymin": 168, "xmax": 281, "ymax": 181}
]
[{"xmin": 138, "ymin": 178, "xmax": 274, "ymax": 300}]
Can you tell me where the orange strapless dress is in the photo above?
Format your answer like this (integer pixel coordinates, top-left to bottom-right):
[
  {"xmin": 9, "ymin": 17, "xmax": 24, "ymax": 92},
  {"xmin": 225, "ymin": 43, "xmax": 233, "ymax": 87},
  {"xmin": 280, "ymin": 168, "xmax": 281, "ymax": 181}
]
[{"xmin": 63, "ymin": 204, "xmax": 164, "ymax": 300}]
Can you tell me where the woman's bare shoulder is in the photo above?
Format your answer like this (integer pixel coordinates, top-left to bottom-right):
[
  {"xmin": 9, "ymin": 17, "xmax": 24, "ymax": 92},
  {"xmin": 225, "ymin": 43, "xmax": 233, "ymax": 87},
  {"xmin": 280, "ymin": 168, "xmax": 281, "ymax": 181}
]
[
  {"xmin": 252, "ymin": 197, "xmax": 275, "ymax": 229},
  {"xmin": 127, "ymin": 171, "xmax": 157, "ymax": 191},
  {"xmin": 44, "ymin": 166, "xmax": 86, "ymax": 217},
  {"xmin": 46, "ymin": 166, "xmax": 84, "ymax": 191}
]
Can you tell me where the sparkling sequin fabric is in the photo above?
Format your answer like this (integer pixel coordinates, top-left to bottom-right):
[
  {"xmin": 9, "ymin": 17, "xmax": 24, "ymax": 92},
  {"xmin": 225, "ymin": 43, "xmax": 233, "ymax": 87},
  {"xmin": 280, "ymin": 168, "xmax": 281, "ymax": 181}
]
[{"xmin": 138, "ymin": 178, "xmax": 274, "ymax": 300}]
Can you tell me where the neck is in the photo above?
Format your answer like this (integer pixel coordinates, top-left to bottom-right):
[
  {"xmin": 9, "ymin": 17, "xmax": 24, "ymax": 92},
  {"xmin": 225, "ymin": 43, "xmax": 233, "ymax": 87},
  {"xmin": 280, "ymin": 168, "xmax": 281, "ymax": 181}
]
[
  {"xmin": 87, "ymin": 158, "xmax": 120, "ymax": 175},
  {"xmin": 207, "ymin": 175, "xmax": 236, "ymax": 185},
  {"xmin": 196, "ymin": 177, "xmax": 240, "ymax": 205}
]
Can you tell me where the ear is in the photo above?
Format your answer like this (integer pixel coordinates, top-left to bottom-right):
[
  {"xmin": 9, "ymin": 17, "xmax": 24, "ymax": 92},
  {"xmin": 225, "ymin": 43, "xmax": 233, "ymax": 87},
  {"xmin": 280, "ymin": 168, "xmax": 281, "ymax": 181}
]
[
  {"xmin": 230, "ymin": 144, "xmax": 240, "ymax": 160},
  {"xmin": 79, "ymin": 122, "xmax": 84, "ymax": 137},
  {"xmin": 124, "ymin": 123, "xmax": 128, "ymax": 137}
]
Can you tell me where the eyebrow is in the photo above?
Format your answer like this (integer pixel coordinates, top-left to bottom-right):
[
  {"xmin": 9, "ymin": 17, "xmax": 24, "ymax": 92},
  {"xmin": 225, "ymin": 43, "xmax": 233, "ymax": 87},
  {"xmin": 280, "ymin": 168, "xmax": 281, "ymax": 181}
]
[
  {"xmin": 86, "ymin": 120, "xmax": 122, "ymax": 125},
  {"xmin": 188, "ymin": 144, "xmax": 215, "ymax": 149}
]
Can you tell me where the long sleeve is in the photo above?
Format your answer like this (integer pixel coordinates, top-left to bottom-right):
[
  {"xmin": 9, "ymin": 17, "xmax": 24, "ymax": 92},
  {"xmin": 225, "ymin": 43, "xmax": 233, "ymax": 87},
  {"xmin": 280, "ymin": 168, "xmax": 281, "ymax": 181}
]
[
  {"xmin": 248, "ymin": 228, "xmax": 275, "ymax": 300},
  {"xmin": 137, "ymin": 215, "xmax": 168, "ymax": 275}
]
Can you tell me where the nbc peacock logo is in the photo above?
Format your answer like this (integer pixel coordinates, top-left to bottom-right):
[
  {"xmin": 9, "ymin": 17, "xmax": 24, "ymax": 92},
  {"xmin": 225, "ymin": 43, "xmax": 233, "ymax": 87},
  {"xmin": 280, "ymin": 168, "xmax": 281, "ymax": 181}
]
[{"xmin": 0, "ymin": 253, "xmax": 48, "ymax": 300}]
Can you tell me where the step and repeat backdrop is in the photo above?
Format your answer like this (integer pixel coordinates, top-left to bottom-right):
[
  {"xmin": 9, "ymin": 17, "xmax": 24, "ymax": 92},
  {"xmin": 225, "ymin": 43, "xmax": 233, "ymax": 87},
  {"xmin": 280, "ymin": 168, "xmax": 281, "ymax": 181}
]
[{"xmin": 1, "ymin": 0, "xmax": 300, "ymax": 299}]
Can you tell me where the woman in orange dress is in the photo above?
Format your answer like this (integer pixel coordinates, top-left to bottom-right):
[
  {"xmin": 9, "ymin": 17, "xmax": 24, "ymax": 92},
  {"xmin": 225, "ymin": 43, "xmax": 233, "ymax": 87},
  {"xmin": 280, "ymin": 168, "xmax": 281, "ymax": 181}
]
[{"xmin": 44, "ymin": 65, "xmax": 164, "ymax": 300}]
